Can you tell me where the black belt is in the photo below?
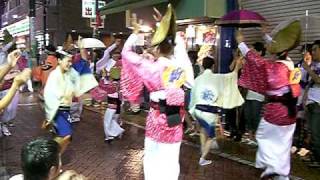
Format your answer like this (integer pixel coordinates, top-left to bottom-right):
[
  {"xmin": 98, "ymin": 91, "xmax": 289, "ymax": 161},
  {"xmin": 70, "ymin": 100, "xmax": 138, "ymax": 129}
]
[
  {"xmin": 107, "ymin": 97, "xmax": 119, "ymax": 104},
  {"xmin": 266, "ymin": 92, "xmax": 297, "ymax": 118},
  {"xmin": 58, "ymin": 106, "xmax": 70, "ymax": 111},
  {"xmin": 195, "ymin": 104, "xmax": 222, "ymax": 114},
  {"xmin": 151, "ymin": 100, "xmax": 182, "ymax": 127}
]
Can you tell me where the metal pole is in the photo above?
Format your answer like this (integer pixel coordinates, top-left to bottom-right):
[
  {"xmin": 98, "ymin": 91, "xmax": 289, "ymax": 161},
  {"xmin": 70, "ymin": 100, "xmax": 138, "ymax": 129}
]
[
  {"xmin": 93, "ymin": 0, "xmax": 98, "ymax": 38},
  {"xmin": 29, "ymin": 0, "xmax": 37, "ymax": 66},
  {"xmin": 93, "ymin": 0, "xmax": 99, "ymax": 77},
  {"xmin": 43, "ymin": 0, "xmax": 47, "ymax": 47}
]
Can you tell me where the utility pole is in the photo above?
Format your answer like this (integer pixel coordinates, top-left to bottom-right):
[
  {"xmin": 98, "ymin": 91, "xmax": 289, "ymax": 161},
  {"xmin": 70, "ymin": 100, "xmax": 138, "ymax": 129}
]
[
  {"xmin": 29, "ymin": 0, "xmax": 37, "ymax": 66},
  {"xmin": 92, "ymin": 0, "xmax": 98, "ymax": 38},
  {"xmin": 92, "ymin": 0, "xmax": 99, "ymax": 76}
]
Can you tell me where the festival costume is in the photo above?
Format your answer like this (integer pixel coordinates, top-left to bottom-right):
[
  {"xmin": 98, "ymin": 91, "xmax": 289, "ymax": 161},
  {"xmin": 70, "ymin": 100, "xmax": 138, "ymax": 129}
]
[
  {"xmin": 69, "ymin": 54, "xmax": 86, "ymax": 123},
  {"xmin": 99, "ymin": 60, "xmax": 124, "ymax": 140},
  {"xmin": 96, "ymin": 43, "xmax": 117, "ymax": 74},
  {"xmin": 121, "ymin": 5, "xmax": 192, "ymax": 178},
  {"xmin": 44, "ymin": 58, "xmax": 97, "ymax": 137},
  {"xmin": 120, "ymin": 54, "xmax": 144, "ymax": 105},
  {"xmin": 189, "ymin": 69, "xmax": 244, "ymax": 138},
  {"xmin": 238, "ymin": 43, "xmax": 300, "ymax": 179}
]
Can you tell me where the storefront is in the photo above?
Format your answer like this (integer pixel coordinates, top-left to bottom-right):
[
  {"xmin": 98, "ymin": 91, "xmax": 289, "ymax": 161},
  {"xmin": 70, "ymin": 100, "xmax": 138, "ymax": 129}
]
[
  {"xmin": 1, "ymin": 17, "xmax": 51, "ymax": 53},
  {"xmin": 2, "ymin": 17, "xmax": 30, "ymax": 37},
  {"xmin": 179, "ymin": 24, "xmax": 219, "ymax": 50},
  {"xmin": 99, "ymin": 0, "xmax": 226, "ymax": 59},
  {"xmin": 241, "ymin": 0, "xmax": 320, "ymax": 62}
]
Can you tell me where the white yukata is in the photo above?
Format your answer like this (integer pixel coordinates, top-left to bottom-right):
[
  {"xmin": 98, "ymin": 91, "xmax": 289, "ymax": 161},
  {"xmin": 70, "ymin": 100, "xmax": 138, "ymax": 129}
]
[
  {"xmin": 189, "ymin": 70, "xmax": 244, "ymax": 135},
  {"xmin": 44, "ymin": 63, "xmax": 98, "ymax": 136},
  {"xmin": 103, "ymin": 90, "xmax": 124, "ymax": 140}
]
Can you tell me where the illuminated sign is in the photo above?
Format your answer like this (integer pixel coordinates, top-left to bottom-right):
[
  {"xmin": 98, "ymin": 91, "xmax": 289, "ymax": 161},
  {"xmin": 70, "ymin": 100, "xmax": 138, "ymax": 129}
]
[
  {"xmin": 82, "ymin": 0, "xmax": 106, "ymax": 18},
  {"xmin": 2, "ymin": 17, "xmax": 30, "ymax": 37}
]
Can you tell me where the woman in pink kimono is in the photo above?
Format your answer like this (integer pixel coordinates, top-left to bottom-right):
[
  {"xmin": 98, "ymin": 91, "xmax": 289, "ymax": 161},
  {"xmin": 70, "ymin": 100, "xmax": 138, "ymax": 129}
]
[
  {"xmin": 121, "ymin": 5, "xmax": 191, "ymax": 180},
  {"xmin": 236, "ymin": 22, "xmax": 301, "ymax": 180}
]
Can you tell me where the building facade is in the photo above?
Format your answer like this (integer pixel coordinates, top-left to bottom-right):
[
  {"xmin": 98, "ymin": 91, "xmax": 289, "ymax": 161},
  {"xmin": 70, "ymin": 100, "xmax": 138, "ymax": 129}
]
[
  {"xmin": 241, "ymin": 0, "xmax": 320, "ymax": 62},
  {"xmin": 1, "ymin": 0, "xmax": 104, "ymax": 49}
]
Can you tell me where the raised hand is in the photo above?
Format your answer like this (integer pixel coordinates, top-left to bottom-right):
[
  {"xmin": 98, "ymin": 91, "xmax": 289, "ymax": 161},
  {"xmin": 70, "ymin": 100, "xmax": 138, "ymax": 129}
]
[
  {"xmin": 235, "ymin": 30, "xmax": 244, "ymax": 44},
  {"xmin": 7, "ymin": 49, "xmax": 21, "ymax": 68},
  {"xmin": 131, "ymin": 14, "xmax": 141, "ymax": 34},
  {"xmin": 13, "ymin": 68, "xmax": 31, "ymax": 86},
  {"xmin": 153, "ymin": 7, "xmax": 163, "ymax": 22}
]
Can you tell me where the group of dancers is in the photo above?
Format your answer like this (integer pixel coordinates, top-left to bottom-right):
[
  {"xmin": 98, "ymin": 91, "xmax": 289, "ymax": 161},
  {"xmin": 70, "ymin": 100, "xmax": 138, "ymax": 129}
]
[{"xmin": 6, "ymin": 3, "xmax": 317, "ymax": 180}]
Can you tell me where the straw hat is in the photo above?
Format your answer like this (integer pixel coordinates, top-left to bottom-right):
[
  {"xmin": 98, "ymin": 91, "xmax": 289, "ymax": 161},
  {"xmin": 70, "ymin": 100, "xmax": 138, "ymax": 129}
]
[
  {"xmin": 151, "ymin": 4, "xmax": 176, "ymax": 46},
  {"xmin": 268, "ymin": 20, "xmax": 302, "ymax": 54}
]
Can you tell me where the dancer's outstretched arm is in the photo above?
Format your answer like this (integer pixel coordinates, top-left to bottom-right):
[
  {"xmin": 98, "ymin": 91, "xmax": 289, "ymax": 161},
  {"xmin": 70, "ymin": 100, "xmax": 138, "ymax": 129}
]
[
  {"xmin": 0, "ymin": 68, "xmax": 31, "ymax": 110},
  {"xmin": 0, "ymin": 50, "xmax": 21, "ymax": 82}
]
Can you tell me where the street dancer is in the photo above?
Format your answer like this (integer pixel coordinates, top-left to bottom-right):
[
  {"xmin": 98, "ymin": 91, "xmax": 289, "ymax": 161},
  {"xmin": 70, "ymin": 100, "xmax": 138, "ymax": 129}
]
[
  {"xmin": 189, "ymin": 56, "xmax": 244, "ymax": 166},
  {"xmin": 43, "ymin": 49, "xmax": 97, "ymax": 153},
  {"xmin": 96, "ymin": 39, "xmax": 121, "ymax": 74},
  {"xmin": 121, "ymin": 4, "xmax": 193, "ymax": 180},
  {"xmin": 101, "ymin": 50, "xmax": 124, "ymax": 142},
  {"xmin": 236, "ymin": 21, "xmax": 301, "ymax": 180}
]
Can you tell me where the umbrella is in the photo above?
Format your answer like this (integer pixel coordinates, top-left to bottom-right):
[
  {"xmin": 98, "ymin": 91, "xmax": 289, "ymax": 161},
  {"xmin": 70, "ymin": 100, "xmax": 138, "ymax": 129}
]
[
  {"xmin": 79, "ymin": 38, "xmax": 106, "ymax": 49},
  {"xmin": 216, "ymin": 10, "xmax": 267, "ymax": 27}
]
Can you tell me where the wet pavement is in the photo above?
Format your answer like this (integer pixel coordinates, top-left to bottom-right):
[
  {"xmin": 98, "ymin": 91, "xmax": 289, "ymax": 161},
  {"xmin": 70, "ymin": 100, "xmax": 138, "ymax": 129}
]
[
  {"xmin": 1, "ymin": 93, "xmax": 263, "ymax": 180},
  {"xmin": 0, "ymin": 93, "xmax": 319, "ymax": 179}
]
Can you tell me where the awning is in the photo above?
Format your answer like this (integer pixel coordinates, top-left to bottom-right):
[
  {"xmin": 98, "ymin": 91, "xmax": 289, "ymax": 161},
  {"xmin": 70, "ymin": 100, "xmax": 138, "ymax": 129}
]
[{"xmin": 100, "ymin": 0, "xmax": 168, "ymax": 15}]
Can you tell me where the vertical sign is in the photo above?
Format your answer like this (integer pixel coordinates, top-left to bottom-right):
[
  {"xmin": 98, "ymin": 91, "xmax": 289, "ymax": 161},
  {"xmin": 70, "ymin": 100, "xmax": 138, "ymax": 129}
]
[{"xmin": 82, "ymin": 0, "xmax": 106, "ymax": 18}]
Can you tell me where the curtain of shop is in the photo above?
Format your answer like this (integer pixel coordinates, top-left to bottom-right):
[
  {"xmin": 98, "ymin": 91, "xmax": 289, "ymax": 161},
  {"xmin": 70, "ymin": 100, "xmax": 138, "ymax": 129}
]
[{"xmin": 219, "ymin": 0, "xmax": 238, "ymax": 73}]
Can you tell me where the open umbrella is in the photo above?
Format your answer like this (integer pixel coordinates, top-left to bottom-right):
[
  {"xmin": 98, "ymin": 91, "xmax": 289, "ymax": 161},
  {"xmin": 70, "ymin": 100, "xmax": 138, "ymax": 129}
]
[
  {"xmin": 80, "ymin": 38, "xmax": 106, "ymax": 49},
  {"xmin": 216, "ymin": 10, "xmax": 267, "ymax": 27}
]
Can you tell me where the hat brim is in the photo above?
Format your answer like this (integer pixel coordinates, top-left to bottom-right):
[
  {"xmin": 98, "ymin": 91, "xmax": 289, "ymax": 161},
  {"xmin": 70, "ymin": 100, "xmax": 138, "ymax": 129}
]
[
  {"xmin": 269, "ymin": 20, "xmax": 301, "ymax": 54},
  {"xmin": 151, "ymin": 4, "xmax": 176, "ymax": 46}
]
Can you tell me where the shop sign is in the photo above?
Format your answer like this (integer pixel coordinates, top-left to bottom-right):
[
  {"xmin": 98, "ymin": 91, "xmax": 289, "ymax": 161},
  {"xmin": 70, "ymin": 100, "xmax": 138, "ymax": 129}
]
[
  {"xmin": 2, "ymin": 17, "xmax": 30, "ymax": 37},
  {"xmin": 82, "ymin": 0, "xmax": 106, "ymax": 18}
]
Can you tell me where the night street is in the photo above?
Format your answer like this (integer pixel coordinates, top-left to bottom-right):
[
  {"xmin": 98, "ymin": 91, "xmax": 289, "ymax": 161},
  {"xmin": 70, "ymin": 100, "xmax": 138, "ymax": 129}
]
[
  {"xmin": 1, "ymin": 0, "xmax": 320, "ymax": 180},
  {"xmin": 0, "ymin": 93, "xmax": 264, "ymax": 180}
]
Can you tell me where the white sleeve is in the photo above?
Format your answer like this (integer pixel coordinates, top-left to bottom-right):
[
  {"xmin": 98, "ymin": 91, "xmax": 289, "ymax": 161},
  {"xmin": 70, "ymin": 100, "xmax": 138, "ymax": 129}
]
[
  {"xmin": 174, "ymin": 34, "xmax": 195, "ymax": 88},
  {"xmin": 263, "ymin": 34, "xmax": 273, "ymax": 44},
  {"xmin": 238, "ymin": 42, "xmax": 250, "ymax": 56},
  {"xmin": 96, "ymin": 43, "xmax": 117, "ymax": 73}
]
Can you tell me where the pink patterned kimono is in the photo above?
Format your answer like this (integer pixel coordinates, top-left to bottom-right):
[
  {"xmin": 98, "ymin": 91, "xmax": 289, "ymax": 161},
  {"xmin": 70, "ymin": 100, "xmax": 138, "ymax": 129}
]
[
  {"xmin": 91, "ymin": 59, "xmax": 122, "ymax": 102},
  {"xmin": 122, "ymin": 33, "xmax": 188, "ymax": 180},
  {"xmin": 121, "ymin": 34, "xmax": 185, "ymax": 143},
  {"xmin": 238, "ymin": 50, "xmax": 299, "ymax": 126},
  {"xmin": 120, "ymin": 58, "xmax": 144, "ymax": 104},
  {"xmin": 238, "ymin": 47, "xmax": 300, "ymax": 179}
]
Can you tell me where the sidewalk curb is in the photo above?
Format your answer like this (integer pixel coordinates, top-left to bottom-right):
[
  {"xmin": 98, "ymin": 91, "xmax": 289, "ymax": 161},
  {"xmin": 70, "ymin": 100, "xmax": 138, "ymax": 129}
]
[{"xmin": 84, "ymin": 108, "xmax": 304, "ymax": 180}]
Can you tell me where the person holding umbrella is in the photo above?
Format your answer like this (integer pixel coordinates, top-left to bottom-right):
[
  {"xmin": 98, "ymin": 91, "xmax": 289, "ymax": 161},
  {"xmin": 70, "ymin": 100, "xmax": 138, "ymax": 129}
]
[{"xmin": 301, "ymin": 40, "xmax": 320, "ymax": 168}]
